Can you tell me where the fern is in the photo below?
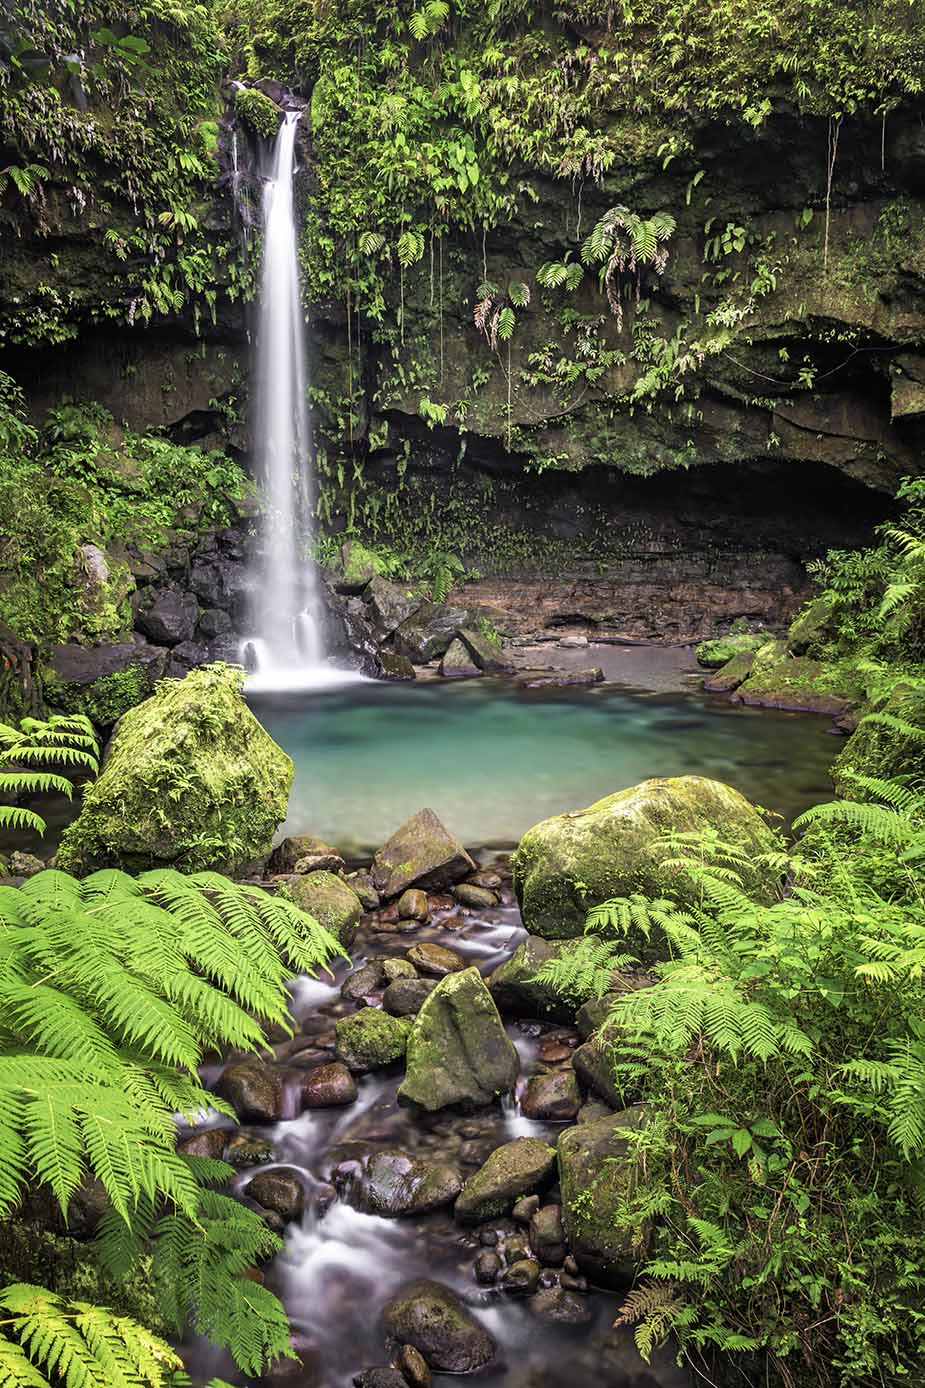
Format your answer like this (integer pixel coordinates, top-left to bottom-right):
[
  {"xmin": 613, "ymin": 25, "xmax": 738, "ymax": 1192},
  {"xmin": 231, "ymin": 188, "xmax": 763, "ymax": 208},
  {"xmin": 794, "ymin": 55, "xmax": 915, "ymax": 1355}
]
[
  {"xmin": 0, "ymin": 714, "xmax": 99, "ymax": 837},
  {"xmin": 531, "ymin": 936, "xmax": 635, "ymax": 1004},
  {"xmin": 0, "ymin": 869, "xmax": 344, "ymax": 1374},
  {"xmin": 580, "ymin": 205, "xmax": 676, "ymax": 329}
]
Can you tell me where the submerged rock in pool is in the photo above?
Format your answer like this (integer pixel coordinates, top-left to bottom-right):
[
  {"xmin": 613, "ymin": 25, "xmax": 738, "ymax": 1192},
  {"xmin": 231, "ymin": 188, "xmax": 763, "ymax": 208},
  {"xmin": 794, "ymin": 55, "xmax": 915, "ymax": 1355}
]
[
  {"xmin": 398, "ymin": 967, "xmax": 518, "ymax": 1112},
  {"xmin": 382, "ymin": 1279, "xmax": 495, "ymax": 1373},
  {"xmin": 454, "ymin": 1137, "xmax": 557, "ymax": 1222},
  {"xmin": 372, "ymin": 808, "xmax": 475, "ymax": 899},
  {"xmin": 513, "ymin": 775, "xmax": 779, "ymax": 938}
]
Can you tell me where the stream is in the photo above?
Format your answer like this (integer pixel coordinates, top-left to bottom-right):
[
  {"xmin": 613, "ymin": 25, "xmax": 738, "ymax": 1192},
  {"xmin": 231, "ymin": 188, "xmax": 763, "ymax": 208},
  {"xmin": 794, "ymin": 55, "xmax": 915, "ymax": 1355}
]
[{"xmin": 180, "ymin": 674, "xmax": 836, "ymax": 1387}]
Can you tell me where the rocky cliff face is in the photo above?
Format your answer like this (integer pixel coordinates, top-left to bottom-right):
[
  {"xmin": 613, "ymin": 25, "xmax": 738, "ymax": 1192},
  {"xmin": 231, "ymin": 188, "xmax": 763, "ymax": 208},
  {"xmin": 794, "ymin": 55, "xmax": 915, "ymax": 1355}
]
[{"xmin": 1, "ymin": 5, "xmax": 923, "ymax": 676}]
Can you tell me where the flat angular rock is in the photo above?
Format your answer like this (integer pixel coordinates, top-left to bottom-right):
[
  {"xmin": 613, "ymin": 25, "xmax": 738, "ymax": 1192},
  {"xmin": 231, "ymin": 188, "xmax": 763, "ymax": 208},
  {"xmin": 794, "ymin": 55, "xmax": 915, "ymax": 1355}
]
[
  {"xmin": 379, "ymin": 651, "xmax": 416, "ymax": 681},
  {"xmin": 458, "ymin": 627, "xmax": 513, "ymax": 674},
  {"xmin": 454, "ymin": 1137, "xmax": 557, "ymax": 1223},
  {"xmin": 393, "ymin": 603, "xmax": 472, "ymax": 663},
  {"xmin": 406, "ymin": 942, "xmax": 465, "ymax": 977},
  {"xmin": 440, "ymin": 638, "xmax": 482, "ymax": 679},
  {"xmin": 365, "ymin": 575, "xmax": 424, "ymax": 641},
  {"xmin": 398, "ymin": 968, "xmax": 519, "ymax": 1112},
  {"xmin": 372, "ymin": 808, "xmax": 475, "ymax": 899}
]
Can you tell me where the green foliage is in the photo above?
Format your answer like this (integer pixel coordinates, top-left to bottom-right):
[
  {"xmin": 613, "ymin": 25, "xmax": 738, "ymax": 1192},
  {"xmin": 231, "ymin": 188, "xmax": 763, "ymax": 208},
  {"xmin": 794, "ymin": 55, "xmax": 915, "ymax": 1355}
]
[
  {"xmin": 0, "ymin": 384, "xmax": 250, "ymax": 646},
  {"xmin": 539, "ymin": 751, "xmax": 925, "ymax": 1383},
  {"xmin": 233, "ymin": 85, "xmax": 282, "ymax": 139},
  {"xmin": 0, "ymin": 867, "xmax": 345, "ymax": 1376},
  {"xmin": 0, "ymin": 0, "xmax": 232, "ymax": 344},
  {"xmin": 0, "ymin": 712, "xmax": 98, "ymax": 836}
]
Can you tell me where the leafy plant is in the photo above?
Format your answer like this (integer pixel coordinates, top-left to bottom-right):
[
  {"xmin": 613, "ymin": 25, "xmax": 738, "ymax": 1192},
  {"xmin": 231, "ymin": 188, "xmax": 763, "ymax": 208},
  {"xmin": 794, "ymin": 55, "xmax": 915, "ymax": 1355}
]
[
  {"xmin": 0, "ymin": 867, "xmax": 346, "ymax": 1378},
  {"xmin": 581, "ymin": 207, "xmax": 676, "ymax": 330},
  {"xmin": 0, "ymin": 713, "xmax": 98, "ymax": 835}
]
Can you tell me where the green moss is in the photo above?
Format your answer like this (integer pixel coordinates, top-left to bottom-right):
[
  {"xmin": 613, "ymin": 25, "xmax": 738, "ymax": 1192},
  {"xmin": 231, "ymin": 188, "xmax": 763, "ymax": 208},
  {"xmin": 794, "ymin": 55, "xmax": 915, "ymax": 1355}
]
[
  {"xmin": 56, "ymin": 663, "xmax": 292, "ymax": 874},
  {"xmin": 832, "ymin": 687, "xmax": 925, "ymax": 797},
  {"xmin": 334, "ymin": 1007, "xmax": 411, "ymax": 1070},
  {"xmin": 234, "ymin": 86, "xmax": 283, "ymax": 139},
  {"xmin": 696, "ymin": 633, "xmax": 768, "ymax": 669},
  {"xmin": 513, "ymin": 776, "xmax": 779, "ymax": 938},
  {"xmin": 282, "ymin": 871, "xmax": 361, "ymax": 949},
  {"xmin": 43, "ymin": 665, "xmax": 149, "ymax": 727}
]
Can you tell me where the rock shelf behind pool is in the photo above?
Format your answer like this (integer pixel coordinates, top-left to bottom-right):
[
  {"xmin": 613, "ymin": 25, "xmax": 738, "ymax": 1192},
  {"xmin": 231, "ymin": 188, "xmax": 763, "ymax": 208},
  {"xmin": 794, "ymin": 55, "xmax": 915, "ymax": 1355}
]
[
  {"xmin": 398, "ymin": 967, "xmax": 519, "ymax": 1112},
  {"xmin": 372, "ymin": 808, "xmax": 475, "ymax": 899},
  {"xmin": 382, "ymin": 1280, "xmax": 495, "ymax": 1373}
]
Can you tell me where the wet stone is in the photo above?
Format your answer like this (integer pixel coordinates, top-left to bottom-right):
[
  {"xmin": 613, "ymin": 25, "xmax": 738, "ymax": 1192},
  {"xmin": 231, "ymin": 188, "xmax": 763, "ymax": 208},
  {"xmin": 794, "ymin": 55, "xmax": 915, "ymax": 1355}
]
[
  {"xmin": 301, "ymin": 1061, "xmax": 358, "ymax": 1108},
  {"xmin": 396, "ymin": 1343, "xmax": 431, "ymax": 1388},
  {"xmin": 398, "ymin": 888, "xmax": 430, "ymax": 921},
  {"xmin": 353, "ymin": 1370, "xmax": 408, "ymax": 1388},
  {"xmin": 381, "ymin": 957, "xmax": 419, "ymax": 982},
  {"xmin": 219, "ymin": 1060, "xmax": 283, "ymax": 1122},
  {"xmin": 468, "ymin": 869, "xmax": 503, "ymax": 891},
  {"xmin": 474, "ymin": 1250, "xmax": 502, "ymax": 1285},
  {"xmin": 453, "ymin": 883, "xmax": 499, "ymax": 910},
  {"xmin": 246, "ymin": 1169, "xmax": 305, "ymax": 1223},
  {"xmin": 382, "ymin": 1279, "xmax": 495, "ymax": 1374},
  {"xmin": 346, "ymin": 871, "xmax": 380, "ymax": 911},
  {"xmin": 530, "ymin": 1205, "xmax": 567, "ymax": 1266},
  {"xmin": 342, "ymin": 962, "xmax": 387, "ymax": 1001},
  {"xmin": 527, "ymin": 1288, "xmax": 594, "ymax": 1325},
  {"xmin": 406, "ymin": 942, "xmax": 465, "ymax": 978},
  {"xmin": 383, "ymin": 977, "xmax": 438, "ymax": 1017},
  {"xmin": 224, "ymin": 1134, "xmax": 275, "ymax": 1169},
  {"xmin": 521, "ymin": 1069, "xmax": 581, "ymax": 1121},
  {"xmin": 512, "ymin": 1194, "xmax": 541, "ymax": 1225},
  {"xmin": 176, "ymin": 1129, "xmax": 227, "ymax": 1160},
  {"xmin": 502, "ymin": 1259, "xmax": 541, "ymax": 1294}
]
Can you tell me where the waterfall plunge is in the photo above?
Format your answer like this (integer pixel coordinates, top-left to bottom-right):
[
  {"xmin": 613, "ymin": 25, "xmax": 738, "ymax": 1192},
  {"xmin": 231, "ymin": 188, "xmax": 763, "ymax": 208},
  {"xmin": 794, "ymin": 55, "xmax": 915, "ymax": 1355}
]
[{"xmin": 244, "ymin": 112, "xmax": 359, "ymax": 692}]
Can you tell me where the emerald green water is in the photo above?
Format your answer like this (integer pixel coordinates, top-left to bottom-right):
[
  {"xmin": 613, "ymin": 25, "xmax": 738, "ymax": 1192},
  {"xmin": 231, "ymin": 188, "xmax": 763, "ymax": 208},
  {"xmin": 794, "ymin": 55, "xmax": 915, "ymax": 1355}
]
[{"xmin": 250, "ymin": 679, "xmax": 837, "ymax": 854}]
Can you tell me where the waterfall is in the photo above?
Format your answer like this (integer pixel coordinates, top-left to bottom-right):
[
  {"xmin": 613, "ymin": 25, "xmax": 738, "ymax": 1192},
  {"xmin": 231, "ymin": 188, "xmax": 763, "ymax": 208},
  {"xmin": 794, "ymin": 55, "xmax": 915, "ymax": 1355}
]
[{"xmin": 243, "ymin": 111, "xmax": 326, "ymax": 691}]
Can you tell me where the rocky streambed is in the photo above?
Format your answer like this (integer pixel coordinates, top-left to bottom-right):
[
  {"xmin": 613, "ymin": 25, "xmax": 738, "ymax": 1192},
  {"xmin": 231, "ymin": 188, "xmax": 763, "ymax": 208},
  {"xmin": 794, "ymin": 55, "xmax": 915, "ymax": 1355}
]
[{"xmin": 181, "ymin": 813, "xmax": 696, "ymax": 1388}]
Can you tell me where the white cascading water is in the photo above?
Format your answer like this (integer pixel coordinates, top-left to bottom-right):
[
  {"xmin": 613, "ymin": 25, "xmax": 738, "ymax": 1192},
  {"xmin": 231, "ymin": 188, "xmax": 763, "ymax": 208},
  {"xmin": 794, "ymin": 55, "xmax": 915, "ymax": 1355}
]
[{"xmin": 243, "ymin": 110, "xmax": 339, "ymax": 691}]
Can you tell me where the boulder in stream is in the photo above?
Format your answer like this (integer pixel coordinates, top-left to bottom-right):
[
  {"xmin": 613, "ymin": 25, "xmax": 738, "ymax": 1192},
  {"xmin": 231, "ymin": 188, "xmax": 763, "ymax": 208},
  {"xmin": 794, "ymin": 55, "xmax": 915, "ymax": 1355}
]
[
  {"xmin": 301, "ymin": 1061, "xmax": 358, "ymax": 1108},
  {"xmin": 326, "ymin": 1143, "xmax": 461, "ymax": 1216},
  {"xmin": 513, "ymin": 775, "xmax": 779, "ymax": 938},
  {"xmin": 383, "ymin": 977, "xmax": 437, "ymax": 1017},
  {"xmin": 521, "ymin": 1069, "xmax": 581, "ymax": 1121},
  {"xmin": 406, "ymin": 942, "xmax": 464, "ymax": 977},
  {"xmin": 558, "ymin": 1106, "xmax": 650, "ymax": 1286},
  {"xmin": 57, "ymin": 663, "xmax": 292, "ymax": 874},
  {"xmin": 382, "ymin": 1280, "xmax": 495, "ymax": 1373},
  {"xmin": 285, "ymin": 871, "xmax": 362, "ymax": 949},
  {"xmin": 335, "ymin": 1008, "xmax": 411, "ymax": 1071},
  {"xmin": 372, "ymin": 809, "xmax": 475, "ymax": 899},
  {"xmin": 218, "ymin": 1060, "xmax": 283, "ymax": 1122},
  {"xmin": 398, "ymin": 967, "xmax": 519, "ymax": 1112},
  {"xmin": 454, "ymin": 1136, "xmax": 557, "ymax": 1222},
  {"xmin": 246, "ymin": 1168, "xmax": 305, "ymax": 1222}
]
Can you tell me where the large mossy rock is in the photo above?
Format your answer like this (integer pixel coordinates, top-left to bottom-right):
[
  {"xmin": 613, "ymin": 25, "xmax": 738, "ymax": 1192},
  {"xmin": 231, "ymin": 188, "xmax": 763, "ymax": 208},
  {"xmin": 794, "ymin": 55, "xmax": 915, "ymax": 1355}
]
[
  {"xmin": 285, "ymin": 871, "xmax": 362, "ymax": 949},
  {"xmin": 57, "ymin": 663, "xmax": 292, "ymax": 874},
  {"xmin": 695, "ymin": 632, "xmax": 766, "ymax": 669},
  {"xmin": 513, "ymin": 776, "xmax": 778, "ymax": 939},
  {"xmin": 454, "ymin": 1137, "xmax": 557, "ymax": 1222},
  {"xmin": 372, "ymin": 808, "xmax": 474, "ymax": 899},
  {"xmin": 731, "ymin": 639, "xmax": 861, "ymax": 715},
  {"xmin": 335, "ymin": 1008, "xmax": 411, "ymax": 1071},
  {"xmin": 398, "ymin": 967, "xmax": 519, "ymax": 1112},
  {"xmin": 558, "ymin": 1107, "xmax": 650, "ymax": 1286}
]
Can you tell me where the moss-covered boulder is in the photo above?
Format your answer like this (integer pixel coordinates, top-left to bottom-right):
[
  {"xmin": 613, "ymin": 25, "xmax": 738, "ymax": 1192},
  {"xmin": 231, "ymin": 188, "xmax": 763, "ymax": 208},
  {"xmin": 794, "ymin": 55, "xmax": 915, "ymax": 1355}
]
[
  {"xmin": 558, "ymin": 1107, "xmax": 650, "ymax": 1286},
  {"xmin": 56, "ymin": 663, "xmax": 292, "ymax": 874},
  {"xmin": 702, "ymin": 648, "xmax": 759, "ymax": 694},
  {"xmin": 732, "ymin": 639, "xmax": 861, "ymax": 715},
  {"xmin": 284, "ymin": 871, "xmax": 362, "ymax": 949},
  {"xmin": 398, "ymin": 967, "xmax": 519, "ymax": 1112},
  {"xmin": 787, "ymin": 593, "xmax": 839, "ymax": 657},
  {"xmin": 513, "ymin": 776, "xmax": 778, "ymax": 939},
  {"xmin": 454, "ymin": 1137, "xmax": 557, "ymax": 1222},
  {"xmin": 695, "ymin": 632, "xmax": 767, "ymax": 669},
  {"xmin": 335, "ymin": 1008, "xmax": 411, "ymax": 1071}
]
